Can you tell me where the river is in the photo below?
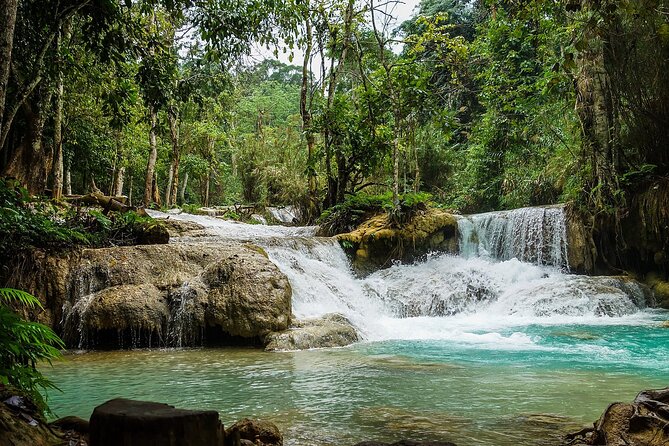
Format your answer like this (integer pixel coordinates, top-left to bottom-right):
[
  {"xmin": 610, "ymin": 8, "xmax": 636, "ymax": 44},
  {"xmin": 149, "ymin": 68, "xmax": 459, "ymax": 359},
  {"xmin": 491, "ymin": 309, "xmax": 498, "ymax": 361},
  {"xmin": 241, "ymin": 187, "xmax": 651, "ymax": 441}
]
[{"xmin": 44, "ymin": 206, "xmax": 669, "ymax": 445}]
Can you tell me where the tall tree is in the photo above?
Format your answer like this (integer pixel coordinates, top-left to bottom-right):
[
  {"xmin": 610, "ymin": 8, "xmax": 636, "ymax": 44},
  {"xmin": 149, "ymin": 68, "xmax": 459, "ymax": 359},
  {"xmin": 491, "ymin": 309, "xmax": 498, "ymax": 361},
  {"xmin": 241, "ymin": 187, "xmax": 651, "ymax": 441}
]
[{"xmin": 0, "ymin": 0, "xmax": 19, "ymax": 140}]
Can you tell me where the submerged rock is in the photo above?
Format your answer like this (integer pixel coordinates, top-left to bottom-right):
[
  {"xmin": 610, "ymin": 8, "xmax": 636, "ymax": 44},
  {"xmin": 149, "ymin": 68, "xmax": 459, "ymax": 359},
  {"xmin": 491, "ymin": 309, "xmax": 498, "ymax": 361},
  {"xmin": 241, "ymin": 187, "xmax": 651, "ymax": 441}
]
[
  {"xmin": 265, "ymin": 313, "xmax": 360, "ymax": 351},
  {"xmin": 566, "ymin": 387, "xmax": 669, "ymax": 446},
  {"xmin": 225, "ymin": 418, "xmax": 283, "ymax": 446},
  {"xmin": 90, "ymin": 398, "xmax": 224, "ymax": 446},
  {"xmin": 337, "ymin": 209, "xmax": 458, "ymax": 274}
]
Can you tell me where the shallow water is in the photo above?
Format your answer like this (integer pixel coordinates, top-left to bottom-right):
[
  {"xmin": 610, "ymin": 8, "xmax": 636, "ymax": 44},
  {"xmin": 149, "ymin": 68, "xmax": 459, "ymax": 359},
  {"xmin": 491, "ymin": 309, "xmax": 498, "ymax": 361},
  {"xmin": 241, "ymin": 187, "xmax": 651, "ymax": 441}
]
[{"xmin": 45, "ymin": 318, "xmax": 669, "ymax": 446}]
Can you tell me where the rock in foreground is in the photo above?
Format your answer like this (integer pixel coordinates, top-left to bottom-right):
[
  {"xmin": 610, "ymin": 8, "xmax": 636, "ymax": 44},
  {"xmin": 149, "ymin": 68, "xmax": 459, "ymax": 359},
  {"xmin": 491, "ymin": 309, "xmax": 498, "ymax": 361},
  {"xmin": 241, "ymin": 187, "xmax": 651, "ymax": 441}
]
[
  {"xmin": 226, "ymin": 418, "xmax": 283, "ymax": 446},
  {"xmin": 265, "ymin": 313, "xmax": 360, "ymax": 351},
  {"xmin": 566, "ymin": 388, "xmax": 669, "ymax": 446},
  {"xmin": 90, "ymin": 398, "xmax": 224, "ymax": 446}
]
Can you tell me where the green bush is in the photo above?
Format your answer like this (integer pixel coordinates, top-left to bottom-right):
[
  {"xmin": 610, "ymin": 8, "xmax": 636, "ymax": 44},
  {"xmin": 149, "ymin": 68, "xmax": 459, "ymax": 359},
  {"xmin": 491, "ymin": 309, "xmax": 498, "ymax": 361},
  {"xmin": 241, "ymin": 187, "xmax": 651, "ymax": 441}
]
[
  {"xmin": 318, "ymin": 192, "xmax": 433, "ymax": 235},
  {"xmin": 0, "ymin": 288, "xmax": 64, "ymax": 414}
]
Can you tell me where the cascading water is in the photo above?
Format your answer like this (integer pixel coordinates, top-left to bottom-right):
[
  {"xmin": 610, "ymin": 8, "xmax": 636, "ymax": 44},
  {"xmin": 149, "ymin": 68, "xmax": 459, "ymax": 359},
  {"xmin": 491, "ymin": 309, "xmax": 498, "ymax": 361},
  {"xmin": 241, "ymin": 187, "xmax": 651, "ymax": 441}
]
[
  {"xmin": 456, "ymin": 206, "xmax": 569, "ymax": 268},
  {"xmin": 144, "ymin": 207, "xmax": 655, "ymax": 348}
]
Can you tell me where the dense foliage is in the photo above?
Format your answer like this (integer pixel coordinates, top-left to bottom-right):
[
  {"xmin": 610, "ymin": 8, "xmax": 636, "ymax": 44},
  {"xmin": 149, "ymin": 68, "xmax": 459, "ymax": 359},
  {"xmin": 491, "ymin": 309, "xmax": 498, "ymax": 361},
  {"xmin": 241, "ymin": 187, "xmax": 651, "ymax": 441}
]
[
  {"xmin": 0, "ymin": 179, "xmax": 161, "ymax": 277},
  {"xmin": 0, "ymin": 288, "xmax": 64, "ymax": 413},
  {"xmin": 0, "ymin": 0, "xmax": 667, "ymax": 226}
]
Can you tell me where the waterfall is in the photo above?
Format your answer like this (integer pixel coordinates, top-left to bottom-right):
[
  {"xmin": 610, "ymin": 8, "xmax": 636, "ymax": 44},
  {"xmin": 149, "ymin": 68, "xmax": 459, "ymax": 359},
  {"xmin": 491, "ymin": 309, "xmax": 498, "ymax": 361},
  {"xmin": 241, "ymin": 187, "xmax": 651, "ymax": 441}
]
[
  {"xmin": 456, "ymin": 206, "xmax": 569, "ymax": 269},
  {"xmin": 139, "ymin": 209, "xmax": 654, "ymax": 346}
]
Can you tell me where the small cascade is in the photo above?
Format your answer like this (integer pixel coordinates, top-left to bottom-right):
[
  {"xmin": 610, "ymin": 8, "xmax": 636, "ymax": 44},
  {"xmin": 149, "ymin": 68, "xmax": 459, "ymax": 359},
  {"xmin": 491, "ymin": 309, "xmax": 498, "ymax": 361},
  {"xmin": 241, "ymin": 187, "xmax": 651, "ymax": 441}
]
[
  {"xmin": 167, "ymin": 283, "xmax": 202, "ymax": 347},
  {"xmin": 267, "ymin": 206, "xmax": 301, "ymax": 225},
  {"xmin": 362, "ymin": 256, "xmax": 650, "ymax": 323},
  {"xmin": 457, "ymin": 206, "xmax": 569, "ymax": 268}
]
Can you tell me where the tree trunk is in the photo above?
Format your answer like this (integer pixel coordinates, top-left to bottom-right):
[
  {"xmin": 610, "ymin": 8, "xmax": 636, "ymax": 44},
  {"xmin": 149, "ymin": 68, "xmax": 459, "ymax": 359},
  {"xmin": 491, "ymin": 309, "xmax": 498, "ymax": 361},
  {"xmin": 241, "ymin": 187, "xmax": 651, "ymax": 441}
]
[
  {"xmin": 52, "ymin": 20, "xmax": 71, "ymax": 200},
  {"xmin": 204, "ymin": 136, "xmax": 214, "ymax": 207},
  {"xmin": 323, "ymin": 0, "xmax": 355, "ymax": 208},
  {"xmin": 143, "ymin": 106, "xmax": 158, "ymax": 205},
  {"xmin": 165, "ymin": 163, "xmax": 174, "ymax": 205},
  {"xmin": 65, "ymin": 164, "xmax": 72, "ymax": 195},
  {"xmin": 128, "ymin": 171, "xmax": 133, "ymax": 207},
  {"xmin": 111, "ymin": 131, "xmax": 124, "ymax": 196},
  {"xmin": 151, "ymin": 171, "xmax": 161, "ymax": 207},
  {"xmin": 204, "ymin": 169, "xmax": 211, "ymax": 207},
  {"xmin": 392, "ymin": 121, "xmax": 400, "ymax": 205},
  {"xmin": 413, "ymin": 142, "xmax": 420, "ymax": 193},
  {"xmin": 4, "ymin": 90, "xmax": 53, "ymax": 194},
  {"xmin": 574, "ymin": 0, "xmax": 620, "ymax": 207},
  {"xmin": 179, "ymin": 171, "xmax": 188, "ymax": 204},
  {"xmin": 114, "ymin": 167, "xmax": 125, "ymax": 197},
  {"xmin": 167, "ymin": 105, "xmax": 180, "ymax": 207},
  {"xmin": 0, "ymin": 0, "xmax": 18, "ymax": 145},
  {"xmin": 300, "ymin": 6, "xmax": 318, "ymax": 220}
]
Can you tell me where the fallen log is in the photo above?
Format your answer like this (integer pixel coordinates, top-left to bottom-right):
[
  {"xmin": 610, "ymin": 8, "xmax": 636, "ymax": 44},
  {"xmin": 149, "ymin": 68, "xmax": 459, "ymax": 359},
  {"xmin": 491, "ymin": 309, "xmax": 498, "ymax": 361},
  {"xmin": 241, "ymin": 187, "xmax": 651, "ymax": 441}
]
[{"xmin": 65, "ymin": 193, "xmax": 134, "ymax": 214}]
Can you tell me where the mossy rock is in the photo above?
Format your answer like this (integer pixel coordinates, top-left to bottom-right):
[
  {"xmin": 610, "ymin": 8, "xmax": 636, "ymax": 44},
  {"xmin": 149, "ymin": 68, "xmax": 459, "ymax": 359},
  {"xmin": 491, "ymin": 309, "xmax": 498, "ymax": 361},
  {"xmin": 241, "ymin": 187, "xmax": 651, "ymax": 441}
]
[
  {"xmin": 337, "ymin": 208, "xmax": 458, "ymax": 274},
  {"xmin": 646, "ymin": 272, "xmax": 669, "ymax": 309},
  {"xmin": 136, "ymin": 222, "xmax": 169, "ymax": 245}
]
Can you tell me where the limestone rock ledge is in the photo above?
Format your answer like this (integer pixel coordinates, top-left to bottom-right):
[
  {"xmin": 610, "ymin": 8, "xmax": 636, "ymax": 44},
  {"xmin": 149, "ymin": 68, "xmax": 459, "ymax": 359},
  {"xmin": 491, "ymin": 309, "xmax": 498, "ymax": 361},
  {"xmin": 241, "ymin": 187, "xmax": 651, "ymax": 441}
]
[
  {"xmin": 337, "ymin": 209, "xmax": 458, "ymax": 274},
  {"xmin": 9, "ymin": 243, "xmax": 291, "ymax": 349}
]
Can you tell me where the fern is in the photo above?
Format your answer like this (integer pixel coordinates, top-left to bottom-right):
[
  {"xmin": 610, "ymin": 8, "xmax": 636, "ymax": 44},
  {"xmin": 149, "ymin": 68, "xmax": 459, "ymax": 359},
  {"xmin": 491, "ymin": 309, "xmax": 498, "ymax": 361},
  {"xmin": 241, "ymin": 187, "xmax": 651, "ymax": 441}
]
[{"xmin": 0, "ymin": 288, "xmax": 64, "ymax": 414}]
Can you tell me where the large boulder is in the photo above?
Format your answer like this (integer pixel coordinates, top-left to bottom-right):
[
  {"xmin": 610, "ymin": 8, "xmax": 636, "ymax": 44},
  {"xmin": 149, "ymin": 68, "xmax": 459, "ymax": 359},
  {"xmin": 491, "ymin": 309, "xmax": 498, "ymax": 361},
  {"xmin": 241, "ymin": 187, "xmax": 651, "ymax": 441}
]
[
  {"xmin": 225, "ymin": 418, "xmax": 283, "ymax": 446},
  {"xmin": 337, "ymin": 209, "xmax": 458, "ymax": 274},
  {"xmin": 76, "ymin": 284, "xmax": 168, "ymax": 334},
  {"xmin": 265, "ymin": 313, "xmax": 359, "ymax": 351},
  {"xmin": 202, "ymin": 253, "xmax": 292, "ymax": 338},
  {"xmin": 160, "ymin": 219, "xmax": 207, "ymax": 238},
  {"xmin": 89, "ymin": 398, "xmax": 224, "ymax": 446},
  {"xmin": 566, "ymin": 388, "xmax": 669, "ymax": 446}
]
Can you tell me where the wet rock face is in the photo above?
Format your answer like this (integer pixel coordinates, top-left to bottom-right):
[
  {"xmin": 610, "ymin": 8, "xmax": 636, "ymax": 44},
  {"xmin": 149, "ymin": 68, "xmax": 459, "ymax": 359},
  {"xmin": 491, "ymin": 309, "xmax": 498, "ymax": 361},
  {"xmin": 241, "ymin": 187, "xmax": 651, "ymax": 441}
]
[
  {"xmin": 202, "ymin": 254, "xmax": 292, "ymax": 338},
  {"xmin": 566, "ymin": 387, "xmax": 669, "ymax": 446},
  {"xmin": 564, "ymin": 205, "xmax": 595, "ymax": 275},
  {"xmin": 265, "ymin": 313, "xmax": 360, "ymax": 351},
  {"xmin": 38, "ymin": 243, "xmax": 292, "ymax": 349},
  {"xmin": 160, "ymin": 218, "xmax": 207, "ymax": 238},
  {"xmin": 225, "ymin": 418, "xmax": 283, "ymax": 446},
  {"xmin": 89, "ymin": 398, "xmax": 224, "ymax": 446},
  {"xmin": 337, "ymin": 209, "xmax": 458, "ymax": 274}
]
